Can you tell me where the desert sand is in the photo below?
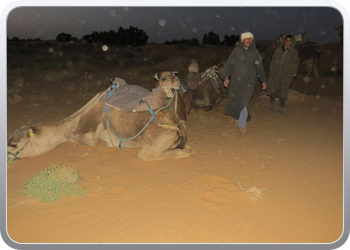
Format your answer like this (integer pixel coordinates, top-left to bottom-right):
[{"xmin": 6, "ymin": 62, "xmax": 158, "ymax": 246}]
[{"xmin": 6, "ymin": 41, "xmax": 343, "ymax": 244}]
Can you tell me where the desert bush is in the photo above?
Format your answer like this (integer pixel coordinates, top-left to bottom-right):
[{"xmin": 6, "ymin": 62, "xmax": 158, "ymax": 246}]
[{"xmin": 18, "ymin": 164, "xmax": 85, "ymax": 203}]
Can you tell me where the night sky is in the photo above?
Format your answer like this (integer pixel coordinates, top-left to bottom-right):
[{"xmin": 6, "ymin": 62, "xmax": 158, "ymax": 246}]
[{"xmin": 7, "ymin": 7, "xmax": 343, "ymax": 44}]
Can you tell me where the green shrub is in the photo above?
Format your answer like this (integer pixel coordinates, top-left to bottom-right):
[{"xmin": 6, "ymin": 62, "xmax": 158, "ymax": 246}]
[{"xmin": 18, "ymin": 164, "xmax": 85, "ymax": 203}]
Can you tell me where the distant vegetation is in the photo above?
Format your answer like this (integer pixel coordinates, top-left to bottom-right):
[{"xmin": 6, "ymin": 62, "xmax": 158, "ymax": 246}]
[
  {"xmin": 165, "ymin": 32, "xmax": 239, "ymax": 47},
  {"xmin": 7, "ymin": 26, "xmax": 241, "ymax": 47},
  {"xmin": 82, "ymin": 26, "xmax": 149, "ymax": 46},
  {"xmin": 7, "ymin": 37, "xmax": 42, "ymax": 42},
  {"xmin": 164, "ymin": 38, "xmax": 200, "ymax": 46}
]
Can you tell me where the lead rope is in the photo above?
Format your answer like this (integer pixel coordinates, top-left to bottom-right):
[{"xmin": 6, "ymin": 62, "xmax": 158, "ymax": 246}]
[{"xmin": 7, "ymin": 132, "xmax": 34, "ymax": 160}]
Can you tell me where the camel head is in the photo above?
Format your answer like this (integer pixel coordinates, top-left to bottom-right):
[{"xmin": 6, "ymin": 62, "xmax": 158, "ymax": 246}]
[
  {"xmin": 7, "ymin": 126, "xmax": 37, "ymax": 159},
  {"xmin": 186, "ymin": 59, "xmax": 199, "ymax": 73},
  {"xmin": 154, "ymin": 71, "xmax": 181, "ymax": 97}
]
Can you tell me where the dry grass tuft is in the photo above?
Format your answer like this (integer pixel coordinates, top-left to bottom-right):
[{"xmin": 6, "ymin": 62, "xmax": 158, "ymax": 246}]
[{"xmin": 237, "ymin": 182, "xmax": 266, "ymax": 201}]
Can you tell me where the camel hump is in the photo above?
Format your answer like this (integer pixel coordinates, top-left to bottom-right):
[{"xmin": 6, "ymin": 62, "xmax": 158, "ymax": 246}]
[{"xmin": 104, "ymin": 81, "xmax": 168, "ymax": 112}]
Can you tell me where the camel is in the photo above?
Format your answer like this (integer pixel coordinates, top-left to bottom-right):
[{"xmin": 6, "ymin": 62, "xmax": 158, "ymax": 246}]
[
  {"xmin": 7, "ymin": 73, "xmax": 195, "ymax": 161},
  {"xmin": 185, "ymin": 59, "xmax": 224, "ymax": 111},
  {"xmin": 264, "ymin": 34, "xmax": 321, "ymax": 95}
]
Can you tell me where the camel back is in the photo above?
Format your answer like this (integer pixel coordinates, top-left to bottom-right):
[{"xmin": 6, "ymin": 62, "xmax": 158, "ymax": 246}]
[{"xmin": 102, "ymin": 83, "xmax": 169, "ymax": 112}]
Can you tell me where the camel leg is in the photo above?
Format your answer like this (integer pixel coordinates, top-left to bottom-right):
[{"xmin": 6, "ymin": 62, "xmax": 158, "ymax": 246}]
[
  {"xmin": 71, "ymin": 123, "xmax": 104, "ymax": 146},
  {"xmin": 302, "ymin": 59, "xmax": 314, "ymax": 94},
  {"xmin": 137, "ymin": 130, "xmax": 195, "ymax": 161},
  {"xmin": 312, "ymin": 63, "xmax": 321, "ymax": 96},
  {"xmin": 138, "ymin": 144, "xmax": 195, "ymax": 161}
]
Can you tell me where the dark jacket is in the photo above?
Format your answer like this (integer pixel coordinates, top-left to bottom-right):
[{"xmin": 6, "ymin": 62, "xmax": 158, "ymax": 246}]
[
  {"xmin": 221, "ymin": 34, "xmax": 266, "ymax": 120},
  {"xmin": 265, "ymin": 35, "xmax": 300, "ymax": 100}
]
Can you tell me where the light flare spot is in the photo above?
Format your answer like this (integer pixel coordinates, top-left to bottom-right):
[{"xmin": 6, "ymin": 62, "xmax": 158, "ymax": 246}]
[
  {"xmin": 48, "ymin": 47, "xmax": 54, "ymax": 53},
  {"xmin": 255, "ymin": 60, "xmax": 260, "ymax": 65},
  {"xmin": 321, "ymin": 84, "xmax": 326, "ymax": 89},
  {"xmin": 158, "ymin": 19, "xmax": 166, "ymax": 27},
  {"xmin": 303, "ymin": 76, "xmax": 310, "ymax": 82},
  {"xmin": 331, "ymin": 66, "xmax": 337, "ymax": 72},
  {"xmin": 192, "ymin": 27, "xmax": 198, "ymax": 33},
  {"xmin": 102, "ymin": 45, "xmax": 108, "ymax": 51}
]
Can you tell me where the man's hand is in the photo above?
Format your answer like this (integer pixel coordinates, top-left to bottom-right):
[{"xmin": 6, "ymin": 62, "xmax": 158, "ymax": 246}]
[
  {"xmin": 224, "ymin": 78, "xmax": 230, "ymax": 88},
  {"xmin": 262, "ymin": 82, "xmax": 267, "ymax": 91}
]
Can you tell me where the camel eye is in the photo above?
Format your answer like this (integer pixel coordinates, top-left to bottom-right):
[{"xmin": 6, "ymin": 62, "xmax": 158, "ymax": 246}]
[
  {"xmin": 161, "ymin": 77, "xmax": 166, "ymax": 81},
  {"xmin": 9, "ymin": 143, "xmax": 18, "ymax": 148}
]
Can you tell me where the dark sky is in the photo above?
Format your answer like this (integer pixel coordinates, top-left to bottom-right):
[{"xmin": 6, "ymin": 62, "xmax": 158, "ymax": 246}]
[{"xmin": 7, "ymin": 7, "xmax": 343, "ymax": 44}]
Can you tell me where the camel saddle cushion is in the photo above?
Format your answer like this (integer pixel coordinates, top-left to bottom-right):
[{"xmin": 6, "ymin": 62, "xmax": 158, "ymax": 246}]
[{"xmin": 103, "ymin": 78, "xmax": 169, "ymax": 112}]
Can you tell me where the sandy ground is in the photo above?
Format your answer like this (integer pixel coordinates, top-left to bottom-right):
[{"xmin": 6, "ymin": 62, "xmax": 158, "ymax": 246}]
[{"xmin": 6, "ymin": 41, "xmax": 343, "ymax": 244}]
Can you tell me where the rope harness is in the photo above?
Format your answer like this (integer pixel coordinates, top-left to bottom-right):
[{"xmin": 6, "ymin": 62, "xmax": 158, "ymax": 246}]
[
  {"xmin": 200, "ymin": 65, "xmax": 223, "ymax": 93},
  {"xmin": 7, "ymin": 132, "xmax": 34, "ymax": 160},
  {"xmin": 103, "ymin": 84, "xmax": 179, "ymax": 149}
]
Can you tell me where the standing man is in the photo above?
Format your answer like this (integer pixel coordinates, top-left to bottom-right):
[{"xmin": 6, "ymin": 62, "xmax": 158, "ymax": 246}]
[
  {"xmin": 221, "ymin": 31, "xmax": 267, "ymax": 136},
  {"xmin": 265, "ymin": 34, "xmax": 300, "ymax": 114}
]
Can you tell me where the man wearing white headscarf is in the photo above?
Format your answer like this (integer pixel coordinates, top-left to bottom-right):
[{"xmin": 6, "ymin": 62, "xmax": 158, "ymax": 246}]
[{"xmin": 221, "ymin": 31, "xmax": 267, "ymax": 136}]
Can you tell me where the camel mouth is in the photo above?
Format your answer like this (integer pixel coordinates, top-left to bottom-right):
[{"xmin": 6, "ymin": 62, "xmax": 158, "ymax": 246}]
[{"xmin": 7, "ymin": 151, "xmax": 18, "ymax": 161}]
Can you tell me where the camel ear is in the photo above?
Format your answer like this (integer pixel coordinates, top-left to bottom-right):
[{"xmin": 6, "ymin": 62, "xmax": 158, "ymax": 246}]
[
  {"xmin": 27, "ymin": 128, "xmax": 35, "ymax": 138},
  {"xmin": 154, "ymin": 73, "xmax": 159, "ymax": 81}
]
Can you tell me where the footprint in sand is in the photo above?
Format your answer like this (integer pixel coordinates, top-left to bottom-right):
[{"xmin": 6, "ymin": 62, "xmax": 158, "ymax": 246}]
[
  {"xmin": 196, "ymin": 175, "xmax": 242, "ymax": 209},
  {"xmin": 167, "ymin": 181, "xmax": 192, "ymax": 194},
  {"xmin": 224, "ymin": 157, "xmax": 247, "ymax": 168}
]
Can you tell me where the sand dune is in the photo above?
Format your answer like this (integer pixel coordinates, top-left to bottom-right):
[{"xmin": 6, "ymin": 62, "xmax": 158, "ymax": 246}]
[
  {"xmin": 6, "ymin": 41, "xmax": 344, "ymax": 244},
  {"xmin": 7, "ymin": 88, "xmax": 343, "ymax": 243}
]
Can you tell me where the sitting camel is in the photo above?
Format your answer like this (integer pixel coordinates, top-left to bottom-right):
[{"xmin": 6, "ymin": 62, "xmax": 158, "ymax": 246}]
[
  {"xmin": 185, "ymin": 59, "xmax": 224, "ymax": 111},
  {"xmin": 155, "ymin": 71, "xmax": 193, "ymax": 118},
  {"xmin": 7, "ymin": 73, "xmax": 195, "ymax": 161}
]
